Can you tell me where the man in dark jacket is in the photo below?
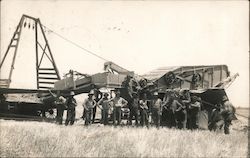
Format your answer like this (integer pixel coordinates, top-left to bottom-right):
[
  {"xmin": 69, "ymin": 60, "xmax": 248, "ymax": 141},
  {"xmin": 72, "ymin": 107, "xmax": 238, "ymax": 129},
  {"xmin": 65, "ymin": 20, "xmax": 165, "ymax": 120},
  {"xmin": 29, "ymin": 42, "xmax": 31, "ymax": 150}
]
[
  {"xmin": 219, "ymin": 96, "xmax": 236, "ymax": 134},
  {"xmin": 129, "ymin": 93, "xmax": 139, "ymax": 126},
  {"xmin": 188, "ymin": 96, "xmax": 201, "ymax": 129},
  {"xmin": 151, "ymin": 92, "xmax": 162, "ymax": 128},
  {"xmin": 209, "ymin": 95, "xmax": 236, "ymax": 134},
  {"xmin": 65, "ymin": 91, "xmax": 77, "ymax": 126},
  {"xmin": 139, "ymin": 93, "xmax": 149, "ymax": 127},
  {"xmin": 49, "ymin": 90, "xmax": 66, "ymax": 125},
  {"xmin": 92, "ymin": 88, "xmax": 103, "ymax": 123}
]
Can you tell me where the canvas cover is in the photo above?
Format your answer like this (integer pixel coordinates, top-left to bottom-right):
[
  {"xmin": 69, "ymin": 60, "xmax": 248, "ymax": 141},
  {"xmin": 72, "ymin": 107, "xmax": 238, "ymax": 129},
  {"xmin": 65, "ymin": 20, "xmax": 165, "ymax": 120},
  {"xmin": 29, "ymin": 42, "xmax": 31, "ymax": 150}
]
[{"xmin": 197, "ymin": 110, "xmax": 209, "ymax": 130}]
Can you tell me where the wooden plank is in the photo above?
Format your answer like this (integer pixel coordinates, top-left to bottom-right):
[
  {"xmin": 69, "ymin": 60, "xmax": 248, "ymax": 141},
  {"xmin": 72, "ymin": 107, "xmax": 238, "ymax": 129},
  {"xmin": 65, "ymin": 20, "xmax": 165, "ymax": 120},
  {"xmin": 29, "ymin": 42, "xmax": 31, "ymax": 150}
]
[
  {"xmin": 220, "ymin": 65, "xmax": 223, "ymax": 81},
  {"xmin": 0, "ymin": 88, "xmax": 71, "ymax": 94},
  {"xmin": 38, "ymin": 68, "xmax": 55, "ymax": 71},
  {"xmin": 38, "ymin": 72, "xmax": 57, "ymax": 75},
  {"xmin": 38, "ymin": 77, "xmax": 59, "ymax": 80},
  {"xmin": 38, "ymin": 81, "xmax": 55, "ymax": 84},
  {"xmin": 38, "ymin": 86, "xmax": 53, "ymax": 89},
  {"xmin": 54, "ymin": 76, "xmax": 75, "ymax": 90}
]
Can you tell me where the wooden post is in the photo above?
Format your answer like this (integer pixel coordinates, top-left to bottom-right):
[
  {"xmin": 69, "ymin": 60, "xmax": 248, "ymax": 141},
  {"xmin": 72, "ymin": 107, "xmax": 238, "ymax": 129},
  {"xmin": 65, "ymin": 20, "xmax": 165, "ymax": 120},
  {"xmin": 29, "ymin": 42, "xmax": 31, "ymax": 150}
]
[
  {"xmin": 220, "ymin": 65, "xmax": 223, "ymax": 81},
  {"xmin": 35, "ymin": 19, "xmax": 39, "ymax": 89}
]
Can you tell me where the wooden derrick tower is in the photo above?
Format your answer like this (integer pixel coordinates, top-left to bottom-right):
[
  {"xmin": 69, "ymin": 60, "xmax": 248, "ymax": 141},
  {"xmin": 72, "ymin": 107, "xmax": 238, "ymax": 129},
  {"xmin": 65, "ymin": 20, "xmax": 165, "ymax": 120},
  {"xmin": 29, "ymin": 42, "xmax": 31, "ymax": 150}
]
[{"xmin": 0, "ymin": 14, "xmax": 61, "ymax": 90}]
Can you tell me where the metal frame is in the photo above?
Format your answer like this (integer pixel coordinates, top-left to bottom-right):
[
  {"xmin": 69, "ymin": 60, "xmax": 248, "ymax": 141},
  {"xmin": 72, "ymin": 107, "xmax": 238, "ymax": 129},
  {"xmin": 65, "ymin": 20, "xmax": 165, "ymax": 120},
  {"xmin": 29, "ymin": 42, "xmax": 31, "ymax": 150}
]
[{"xmin": 0, "ymin": 14, "xmax": 61, "ymax": 89}]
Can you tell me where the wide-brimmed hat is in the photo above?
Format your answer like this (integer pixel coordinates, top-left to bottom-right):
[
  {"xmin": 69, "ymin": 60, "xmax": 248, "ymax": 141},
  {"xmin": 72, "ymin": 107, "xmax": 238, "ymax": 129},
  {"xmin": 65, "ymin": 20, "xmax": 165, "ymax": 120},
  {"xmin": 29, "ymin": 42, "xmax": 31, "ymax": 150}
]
[
  {"xmin": 88, "ymin": 90, "xmax": 94, "ymax": 96},
  {"xmin": 153, "ymin": 92, "xmax": 158, "ymax": 96},
  {"xmin": 70, "ymin": 91, "xmax": 75, "ymax": 96},
  {"xmin": 179, "ymin": 88, "xmax": 189, "ymax": 95},
  {"xmin": 165, "ymin": 89, "xmax": 173, "ymax": 93}
]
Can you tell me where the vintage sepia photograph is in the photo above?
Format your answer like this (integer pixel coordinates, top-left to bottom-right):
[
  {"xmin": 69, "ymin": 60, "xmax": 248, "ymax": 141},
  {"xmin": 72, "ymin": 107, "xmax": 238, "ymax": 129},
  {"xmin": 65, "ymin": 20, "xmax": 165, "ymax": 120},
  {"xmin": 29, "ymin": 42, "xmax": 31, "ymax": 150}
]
[{"xmin": 0, "ymin": 0, "xmax": 249, "ymax": 157}]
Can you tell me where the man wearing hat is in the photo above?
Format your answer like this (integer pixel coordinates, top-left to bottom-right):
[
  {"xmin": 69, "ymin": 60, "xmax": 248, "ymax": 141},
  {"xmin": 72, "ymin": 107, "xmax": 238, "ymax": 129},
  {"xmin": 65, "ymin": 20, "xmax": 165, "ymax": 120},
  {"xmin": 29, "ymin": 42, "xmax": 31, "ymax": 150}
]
[
  {"xmin": 162, "ymin": 89, "xmax": 176, "ymax": 128},
  {"xmin": 92, "ymin": 88, "xmax": 103, "ymax": 123},
  {"xmin": 109, "ymin": 89, "xmax": 128, "ymax": 126},
  {"xmin": 49, "ymin": 90, "xmax": 67, "ymax": 125},
  {"xmin": 129, "ymin": 92, "xmax": 139, "ymax": 126},
  {"xmin": 139, "ymin": 93, "xmax": 149, "ymax": 127},
  {"xmin": 97, "ymin": 93, "xmax": 110, "ymax": 125},
  {"xmin": 188, "ymin": 96, "xmax": 201, "ymax": 129},
  {"xmin": 178, "ymin": 89, "xmax": 190, "ymax": 129},
  {"xmin": 83, "ymin": 90, "xmax": 96, "ymax": 125},
  {"xmin": 65, "ymin": 91, "xmax": 77, "ymax": 126},
  {"xmin": 151, "ymin": 91, "xmax": 163, "ymax": 128},
  {"xmin": 219, "ymin": 95, "xmax": 236, "ymax": 134}
]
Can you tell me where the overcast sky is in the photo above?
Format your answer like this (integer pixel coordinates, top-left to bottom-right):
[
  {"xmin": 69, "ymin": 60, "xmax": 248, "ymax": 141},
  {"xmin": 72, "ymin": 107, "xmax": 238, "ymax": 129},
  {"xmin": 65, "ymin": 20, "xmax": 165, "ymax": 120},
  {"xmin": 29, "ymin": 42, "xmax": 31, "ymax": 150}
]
[{"xmin": 0, "ymin": 0, "xmax": 249, "ymax": 107}]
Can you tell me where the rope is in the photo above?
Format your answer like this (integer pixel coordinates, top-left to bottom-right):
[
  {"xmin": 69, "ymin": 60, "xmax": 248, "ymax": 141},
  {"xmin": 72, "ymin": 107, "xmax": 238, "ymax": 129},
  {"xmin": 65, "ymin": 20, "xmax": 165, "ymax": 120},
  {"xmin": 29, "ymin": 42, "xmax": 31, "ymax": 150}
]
[
  {"xmin": 41, "ymin": 25, "xmax": 147, "ymax": 80},
  {"xmin": 41, "ymin": 24, "xmax": 109, "ymax": 62}
]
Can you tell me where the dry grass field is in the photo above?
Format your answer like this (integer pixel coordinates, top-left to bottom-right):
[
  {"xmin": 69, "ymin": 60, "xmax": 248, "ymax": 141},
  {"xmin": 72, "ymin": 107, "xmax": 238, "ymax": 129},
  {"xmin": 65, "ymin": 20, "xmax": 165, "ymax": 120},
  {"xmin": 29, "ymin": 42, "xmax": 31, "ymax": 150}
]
[{"xmin": 0, "ymin": 107, "xmax": 249, "ymax": 157}]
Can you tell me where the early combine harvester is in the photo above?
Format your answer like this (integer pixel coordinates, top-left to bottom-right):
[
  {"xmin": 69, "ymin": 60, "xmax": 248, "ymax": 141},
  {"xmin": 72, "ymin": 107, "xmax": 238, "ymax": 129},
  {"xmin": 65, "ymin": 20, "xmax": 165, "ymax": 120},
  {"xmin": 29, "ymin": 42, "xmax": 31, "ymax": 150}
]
[{"xmin": 0, "ymin": 15, "xmax": 239, "ymax": 124}]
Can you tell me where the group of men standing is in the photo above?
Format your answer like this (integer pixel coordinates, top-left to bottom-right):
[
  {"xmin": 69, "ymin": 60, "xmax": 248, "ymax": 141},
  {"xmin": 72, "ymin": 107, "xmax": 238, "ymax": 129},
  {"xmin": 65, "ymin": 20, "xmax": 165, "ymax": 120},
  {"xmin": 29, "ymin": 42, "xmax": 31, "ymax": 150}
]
[
  {"xmin": 50, "ymin": 87, "xmax": 236, "ymax": 134},
  {"xmin": 80, "ymin": 88, "xmax": 201, "ymax": 129},
  {"xmin": 82, "ymin": 89, "xmax": 128, "ymax": 126},
  {"xmin": 50, "ymin": 91, "xmax": 77, "ymax": 126}
]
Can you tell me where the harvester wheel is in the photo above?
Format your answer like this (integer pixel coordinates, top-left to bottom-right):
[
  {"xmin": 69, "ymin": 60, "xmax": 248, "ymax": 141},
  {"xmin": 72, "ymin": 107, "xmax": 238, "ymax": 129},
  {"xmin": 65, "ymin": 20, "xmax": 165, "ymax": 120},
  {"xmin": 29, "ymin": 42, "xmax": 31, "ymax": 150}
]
[{"xmin": 44, "ymin": 108, "xmax": 57, "ymax": 119}]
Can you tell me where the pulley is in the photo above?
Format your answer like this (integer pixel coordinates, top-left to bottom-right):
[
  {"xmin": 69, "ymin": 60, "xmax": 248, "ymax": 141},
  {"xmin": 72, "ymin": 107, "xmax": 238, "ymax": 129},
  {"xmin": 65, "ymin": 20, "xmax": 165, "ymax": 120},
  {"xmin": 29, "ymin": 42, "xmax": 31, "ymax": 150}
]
[
  {"xmin": 23, "ymin": 21, "xmax": 27, "ymax": 28},
  {"xmin": 165, "ymin": 71, "xmax": 176, "ymax": 85},
  {"xmin": 191, "ymin": 73, "xmax": 202, "ymax": 83}
]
